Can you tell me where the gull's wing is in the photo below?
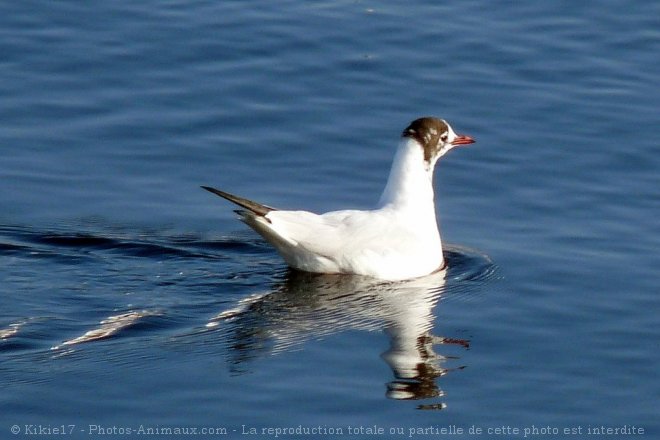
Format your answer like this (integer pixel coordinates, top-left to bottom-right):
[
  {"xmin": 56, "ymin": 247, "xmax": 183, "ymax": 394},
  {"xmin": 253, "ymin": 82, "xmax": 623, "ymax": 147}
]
[
  {"xmin": 201, "ymin": 186, "xmax": 415, "ymax": 274},
  {"xmin": 201, "ymin": 185, "xmax": 323, "ymax": 250}
]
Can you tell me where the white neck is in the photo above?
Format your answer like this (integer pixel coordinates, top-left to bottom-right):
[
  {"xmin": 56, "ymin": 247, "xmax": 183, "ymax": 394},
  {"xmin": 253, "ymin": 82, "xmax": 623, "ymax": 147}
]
[{"xmin": 378, "ymin": 138, "xmax": 436, "ymax": 212}]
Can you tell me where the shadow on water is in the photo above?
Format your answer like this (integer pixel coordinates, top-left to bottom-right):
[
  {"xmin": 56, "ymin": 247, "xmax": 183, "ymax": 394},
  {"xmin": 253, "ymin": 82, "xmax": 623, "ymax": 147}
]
[{"xmin": 205, "ymin": 247, "xmax": 497, "ymax": 409}]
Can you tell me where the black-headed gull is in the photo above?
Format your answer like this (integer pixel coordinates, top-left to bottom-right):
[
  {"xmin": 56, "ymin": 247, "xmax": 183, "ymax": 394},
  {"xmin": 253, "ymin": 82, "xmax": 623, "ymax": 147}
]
[{"xmin": 203, "ymin": 117, "xmax": 474, "ymax": 280}]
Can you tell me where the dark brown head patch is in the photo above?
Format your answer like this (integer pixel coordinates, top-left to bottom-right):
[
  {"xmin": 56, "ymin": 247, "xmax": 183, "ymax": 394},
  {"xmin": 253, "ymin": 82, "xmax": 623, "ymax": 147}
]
[{"xmin": 401, "ymin": 117, "xmax": 449, "ymax": 162}]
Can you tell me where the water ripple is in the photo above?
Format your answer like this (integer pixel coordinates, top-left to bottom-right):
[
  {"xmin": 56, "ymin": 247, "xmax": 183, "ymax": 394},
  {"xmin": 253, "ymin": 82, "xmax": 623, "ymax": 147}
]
[
  {"xmin": 51, "ymin": 310, "xmax": 163, "ymax": 351},
  {"xmin": 0, "ymin": 224, "xmax": 266, "ymax": 262},
  {"xmin": 1, "ymin": 223, "xmax": 497, "ymax": 408}
]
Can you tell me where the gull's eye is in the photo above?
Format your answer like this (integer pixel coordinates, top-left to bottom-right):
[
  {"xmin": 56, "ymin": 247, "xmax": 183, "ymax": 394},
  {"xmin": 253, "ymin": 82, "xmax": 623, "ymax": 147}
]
[{"xmin": 440, "ymin": 132, "xmax": 448, "ymax": 142}]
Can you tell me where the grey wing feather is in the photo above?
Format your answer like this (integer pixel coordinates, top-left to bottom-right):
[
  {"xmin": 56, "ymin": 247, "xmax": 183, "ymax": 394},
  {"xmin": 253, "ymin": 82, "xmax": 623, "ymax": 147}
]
[{"xmin": 201, "ymin": 186, "xmax": 276, "ymax": 217}]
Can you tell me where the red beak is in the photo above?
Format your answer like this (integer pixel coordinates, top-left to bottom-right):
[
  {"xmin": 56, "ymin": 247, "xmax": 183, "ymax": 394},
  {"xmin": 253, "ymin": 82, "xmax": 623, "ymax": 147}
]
[{"xmin": 451, "ymin": 134, "xmax": 475, "ymax": 146}]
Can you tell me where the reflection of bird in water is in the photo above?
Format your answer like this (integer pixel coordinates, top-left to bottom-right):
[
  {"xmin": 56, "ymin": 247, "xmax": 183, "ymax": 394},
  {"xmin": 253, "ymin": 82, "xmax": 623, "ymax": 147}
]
[
  {"xmin": 385, "ymin": 332, "xmax": 469, "ymax": 404},
  {"xmin": 209, "ymin": 260, "xmax": 471, "ymax": 405}
]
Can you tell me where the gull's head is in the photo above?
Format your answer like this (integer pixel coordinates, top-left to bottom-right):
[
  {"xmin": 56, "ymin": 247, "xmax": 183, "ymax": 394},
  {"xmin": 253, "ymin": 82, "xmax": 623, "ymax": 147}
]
[{"xmin": 402, "ymin": 117, "xmax": 475, "ymax": 167}]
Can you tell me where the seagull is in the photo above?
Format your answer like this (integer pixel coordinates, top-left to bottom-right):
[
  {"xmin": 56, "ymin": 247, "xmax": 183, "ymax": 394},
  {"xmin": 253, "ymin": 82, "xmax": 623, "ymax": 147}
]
[{"xmin": 202, "ymin": 117, "xmax": 474, "ymax": 280}]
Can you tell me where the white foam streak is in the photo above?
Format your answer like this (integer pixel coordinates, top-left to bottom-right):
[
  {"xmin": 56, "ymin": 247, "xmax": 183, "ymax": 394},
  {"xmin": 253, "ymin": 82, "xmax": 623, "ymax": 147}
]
[
  {"xmin": 0, "ymin": 322, "xmax": 23, "ymax": 340},
  {"xmin": 51, "ymin": 310, "xmax": 159, "ymax": 350},
  {"xmin": 206, "ymin": 293, "xmax": 268, "ymax": 328}
]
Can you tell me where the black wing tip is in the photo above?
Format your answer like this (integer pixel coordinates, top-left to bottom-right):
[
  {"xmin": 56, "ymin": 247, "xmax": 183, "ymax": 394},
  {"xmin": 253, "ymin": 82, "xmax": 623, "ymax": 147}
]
[
  {"xmin": 201, "ymin": 185, "xmax": 225, "ymax": 196},
  {"xmin": 200, "ymin": 185, "xmax": 235, "ymax": 199},
  {"xmin": 201, "ymin": 185, "xmax": 275, "ymax": 217}
]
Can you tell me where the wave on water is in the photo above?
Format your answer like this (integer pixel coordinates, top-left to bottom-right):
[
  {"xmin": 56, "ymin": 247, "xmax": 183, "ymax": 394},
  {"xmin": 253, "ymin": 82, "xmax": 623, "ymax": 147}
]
[
  {"xmin": 0, "ymin": 224, "xmax": 266, "ymax": 262},
  {"xmin": 0, "ymin": 321, "xmax": 24, "ymax": 340},
  {"xmin": 1, "ymin": 223, "xmax": 499, "ymax": 406},
  {"xmin": 51, "ymin": 310, "xmax": 163, "ymax": 351}
]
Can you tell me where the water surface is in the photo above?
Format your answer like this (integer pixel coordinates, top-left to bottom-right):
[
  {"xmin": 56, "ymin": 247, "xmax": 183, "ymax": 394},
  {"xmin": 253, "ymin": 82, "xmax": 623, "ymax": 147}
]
[{"xmin": 1, "ymin": 0, "xmax": 658, "ymax": 437}]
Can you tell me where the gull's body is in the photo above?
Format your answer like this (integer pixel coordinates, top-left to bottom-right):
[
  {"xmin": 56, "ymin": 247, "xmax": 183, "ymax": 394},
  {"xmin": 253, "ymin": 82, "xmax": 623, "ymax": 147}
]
[{"xmin": 203, "ymin": 117, "xmax": 474, "ymax": 280}]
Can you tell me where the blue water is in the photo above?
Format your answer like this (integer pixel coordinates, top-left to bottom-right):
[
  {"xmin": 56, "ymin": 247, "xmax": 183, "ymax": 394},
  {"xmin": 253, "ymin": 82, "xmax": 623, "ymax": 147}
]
[{"xmin": 1, "ymin": 1, "xmax": 658, "ymax": 438}]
